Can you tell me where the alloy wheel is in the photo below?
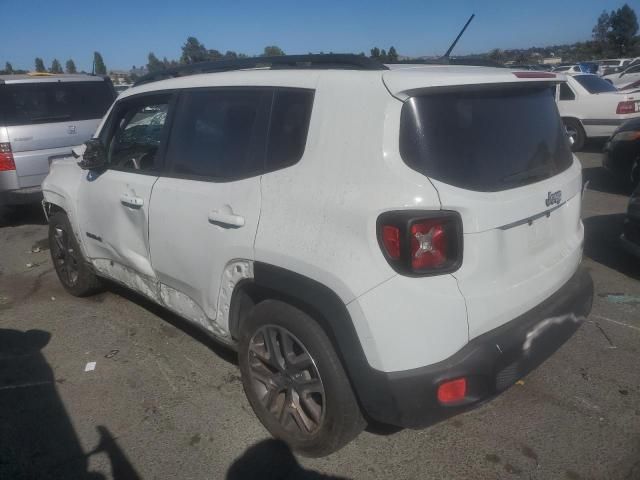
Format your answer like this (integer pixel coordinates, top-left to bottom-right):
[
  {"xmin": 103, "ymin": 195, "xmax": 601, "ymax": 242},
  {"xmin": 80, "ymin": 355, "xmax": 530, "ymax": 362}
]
[
  {"xmin": 51, "ymin": 225, "xmax": 80, "ymax": 287},
  {"xmin": 247, "ymin": 325, "xmax": 326, "ymax": 436}
]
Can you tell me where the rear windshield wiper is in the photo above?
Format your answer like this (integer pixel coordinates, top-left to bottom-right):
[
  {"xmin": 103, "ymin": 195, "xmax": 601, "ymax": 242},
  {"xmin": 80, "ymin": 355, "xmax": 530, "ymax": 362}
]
[
  {"xmin": 501, "ymin": 165, "xmax": 552, "ymax": 184},
  {"xmin": 30, "ymin": 114, "xmax": 72, "ymax": 122}
]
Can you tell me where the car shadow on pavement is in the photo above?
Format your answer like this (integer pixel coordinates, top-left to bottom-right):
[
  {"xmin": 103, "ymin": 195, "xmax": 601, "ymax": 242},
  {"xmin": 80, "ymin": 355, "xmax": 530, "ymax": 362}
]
[
  {"xmin": 0, "ymin": 328, "xmax": 140, "ymax": 479},
  {"xmin": 583, "ymin": 213, "xmax": 640, "ymax": 280},
  {"xmin": 227, "ymin": 439, "xmax": 349, "ymax": 480},
  {"xmin": 104, "ymin": 282, "xmax": 239, "ymax": 366},
  {"xmin": 0, "ymin": 204, "xmax": 47, "ymax": 228}
]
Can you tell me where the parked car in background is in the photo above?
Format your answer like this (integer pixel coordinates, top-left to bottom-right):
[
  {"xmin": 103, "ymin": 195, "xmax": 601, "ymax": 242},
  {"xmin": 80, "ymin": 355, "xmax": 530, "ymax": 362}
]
[
  {"xmin": 603, "ymin": 117, "xmax": 640, "ymax": 188},
  {"xmin": 114, "ymin": 84, "xmax": 132, "ymax": 95},
  {"xmin": 556, "ymin": 74, "xmax": 640, "ymax": 151},
  {"xmin": 596, "ymin": 58, "xmax": 633, "ymax": 76},
  {"xmin": 603, "ymin": 62, "xmax": 640, "ymax": 88},
  {"xmin": 0, "ymin": 74, "xmax": 115, "ymax": 205},
  {"xmin": 621, "ymin": 183, "xmax": 640, "ymax": 259},
  {"xmin": 42, "ymin": 55, "xmax": 593, "ymax": 456},
  {"xmin": 553, "ymin": 64, "xmax": 579, "ymax": 73}
]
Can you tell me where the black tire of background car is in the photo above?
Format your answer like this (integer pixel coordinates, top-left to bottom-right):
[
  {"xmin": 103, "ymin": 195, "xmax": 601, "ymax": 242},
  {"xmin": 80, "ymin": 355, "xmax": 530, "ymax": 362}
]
[
  {"xmin": 48, "ymin": 211, "xmax": 102, "ymax": 297},
  {"xmin": 238, "ymin": 299, "xmax": 365, "ymax": 457},
  {"xmin": 563, "ymin": 118, "xmax": 585, "ymax": 152}
]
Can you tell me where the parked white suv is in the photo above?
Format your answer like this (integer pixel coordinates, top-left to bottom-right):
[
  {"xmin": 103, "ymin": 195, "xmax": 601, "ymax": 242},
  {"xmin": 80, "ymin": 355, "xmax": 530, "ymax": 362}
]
[{"xmin": 42, "ymin": 55, "xmax": 593, "ymax": 456}]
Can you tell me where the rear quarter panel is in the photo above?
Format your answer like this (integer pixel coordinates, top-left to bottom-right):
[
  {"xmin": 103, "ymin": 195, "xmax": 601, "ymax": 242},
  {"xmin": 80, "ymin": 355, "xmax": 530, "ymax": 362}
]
[{"xmin": 255, "ymin": 72, "xmax": 469, "ymax": 372}]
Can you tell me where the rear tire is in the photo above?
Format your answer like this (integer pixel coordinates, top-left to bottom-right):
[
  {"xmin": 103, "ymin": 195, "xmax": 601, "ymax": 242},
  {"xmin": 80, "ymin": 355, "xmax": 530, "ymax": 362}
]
[
  {"xmin": 563, "ymin": 118, "xmax": 585, "ymax": 152},
  {"xmin": 48, "ymin": 211, "xmax": 102, "ymax": 297},
  {"xmin": 238, "ymin": 300, "xmax": 365, "ymax": 457}
]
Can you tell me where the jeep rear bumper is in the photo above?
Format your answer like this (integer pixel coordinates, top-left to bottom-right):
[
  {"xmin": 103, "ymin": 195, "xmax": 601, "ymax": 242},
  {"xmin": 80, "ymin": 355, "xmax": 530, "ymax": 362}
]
[{"xmin": 360, "ymin": 265, "xmax": 593, "ymax": 428}]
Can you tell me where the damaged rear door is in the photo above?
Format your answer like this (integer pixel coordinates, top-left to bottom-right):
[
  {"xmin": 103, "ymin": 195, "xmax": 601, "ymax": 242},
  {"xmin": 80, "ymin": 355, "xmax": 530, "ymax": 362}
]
[
  {"xmin": 148, "ymin": 88, "xmax": 270, "ymax": 337},
  {"xmin": 76, "ymin": 93, "xmax": 174, "ymax": 296}
]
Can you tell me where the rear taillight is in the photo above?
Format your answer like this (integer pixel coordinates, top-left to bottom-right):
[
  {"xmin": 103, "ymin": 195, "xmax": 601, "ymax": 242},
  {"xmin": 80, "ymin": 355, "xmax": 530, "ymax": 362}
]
[
  {"xmin": 617, "ymin": 100, "xmax": 639, "ymax": 114},
  {"xmin": 0, "ymin": 143, "xmax": 16, "ymax": 172},
  {"xmin": 377, "ymin": 211, "xmax": 463, "ymax": 276}
]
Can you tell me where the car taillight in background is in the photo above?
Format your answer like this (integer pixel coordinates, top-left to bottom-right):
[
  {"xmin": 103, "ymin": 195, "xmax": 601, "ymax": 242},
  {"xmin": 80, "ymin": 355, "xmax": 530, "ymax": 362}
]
[
  {"xmin": 616, "ymin": 100, "xmax": 640, "ymax": 114},
  {"xmin": 377, "ymin": 210, "xmax": 463, "ymax": 276},
  {"xmin": 0, "ymin": 143, "xmax": 16, "ymax": 172}
]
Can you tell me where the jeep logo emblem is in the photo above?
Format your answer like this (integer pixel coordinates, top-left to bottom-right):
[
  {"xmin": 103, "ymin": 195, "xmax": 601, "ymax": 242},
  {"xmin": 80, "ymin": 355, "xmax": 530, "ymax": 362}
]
[
  {"xmin": 67, "ymin": 125, "xmax": 77, "ymax": 134},
  {"xmin": 546, "ymin": 190, "xmax": 562, "ymax": 207}
]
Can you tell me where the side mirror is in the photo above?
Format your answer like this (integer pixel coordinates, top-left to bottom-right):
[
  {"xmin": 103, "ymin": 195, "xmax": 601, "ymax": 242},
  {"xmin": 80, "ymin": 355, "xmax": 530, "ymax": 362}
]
[{"xmin": 77, "ymin": 139, "xmax": 107, "ymax": 170}]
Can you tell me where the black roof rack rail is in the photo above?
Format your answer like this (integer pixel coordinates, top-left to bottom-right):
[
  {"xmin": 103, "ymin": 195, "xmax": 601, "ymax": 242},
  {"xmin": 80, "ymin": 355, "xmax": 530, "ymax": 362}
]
[{"xmin": 134, "ymin": 54, "xmax": 388, "ymax": 86}]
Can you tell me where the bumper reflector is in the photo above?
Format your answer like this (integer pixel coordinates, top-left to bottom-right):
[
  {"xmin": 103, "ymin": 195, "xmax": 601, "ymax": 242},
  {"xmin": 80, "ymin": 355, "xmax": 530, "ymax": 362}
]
[{"xmin": 437, "ymin": 378, "xmax": 467, "ymax": 404}]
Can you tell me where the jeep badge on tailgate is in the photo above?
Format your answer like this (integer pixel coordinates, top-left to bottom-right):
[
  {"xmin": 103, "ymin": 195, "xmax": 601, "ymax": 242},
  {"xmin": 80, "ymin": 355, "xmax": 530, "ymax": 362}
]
[{"xmin": 546, "ymin": 191, "xmax": 562, "ymax": 207}]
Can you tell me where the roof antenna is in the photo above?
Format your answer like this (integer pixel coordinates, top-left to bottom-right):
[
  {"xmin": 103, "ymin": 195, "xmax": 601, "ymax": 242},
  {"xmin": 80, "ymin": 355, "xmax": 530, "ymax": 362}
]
[{"xmin": 442, "ymin": 14, "xmax": 475, "ymax": 61}]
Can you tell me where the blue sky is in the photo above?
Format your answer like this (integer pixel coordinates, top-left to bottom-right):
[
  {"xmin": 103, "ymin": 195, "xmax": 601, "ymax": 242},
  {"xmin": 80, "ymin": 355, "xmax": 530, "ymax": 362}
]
[{"xmin": 1, "ymin": 0, "xmax": 631, "ymax": 72}]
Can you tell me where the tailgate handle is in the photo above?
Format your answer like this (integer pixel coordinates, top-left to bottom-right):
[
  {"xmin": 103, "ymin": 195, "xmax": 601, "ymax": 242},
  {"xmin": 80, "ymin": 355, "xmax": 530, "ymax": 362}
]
[
  {"xmin": 208, "ymin": 207, "xmax": 245, "ymax": 228},
  {"xmin": 120, "ymin": 194, "xmax": 144, "ymax": 208}
]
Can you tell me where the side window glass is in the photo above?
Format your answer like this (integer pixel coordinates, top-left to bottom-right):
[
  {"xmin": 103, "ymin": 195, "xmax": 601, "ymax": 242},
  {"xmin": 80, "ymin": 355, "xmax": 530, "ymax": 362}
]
[
  {"xmin": 166, "ymin": 90, "xmax": 266, "ymax": 179},
  {"xmin": 266, "ymin": 89, "xmax": 314, "ymax": 171},
  {"xmin": 559, "ymin": 83, "xmax": 575, "ymax": 101},
  {"xmin": 107, "ymin": 101, "xmax": 169, "ymax": 172}
]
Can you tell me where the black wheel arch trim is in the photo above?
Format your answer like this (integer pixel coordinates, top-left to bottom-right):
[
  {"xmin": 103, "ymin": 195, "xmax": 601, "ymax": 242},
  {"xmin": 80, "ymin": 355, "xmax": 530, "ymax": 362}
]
[{"xmin": 249, "ymin": 261, "xmax": 402, "ymax": 424}]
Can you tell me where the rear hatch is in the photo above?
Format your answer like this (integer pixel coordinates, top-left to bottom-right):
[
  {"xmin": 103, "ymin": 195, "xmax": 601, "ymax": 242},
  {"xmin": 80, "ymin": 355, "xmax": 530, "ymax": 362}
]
[
  {"xmin": 386, "ymin": 67, "xmax": 584, "ymax": 339},
  {"xmin": 0, "ymin": 80, "xmax": 114, "ymax": 187}
]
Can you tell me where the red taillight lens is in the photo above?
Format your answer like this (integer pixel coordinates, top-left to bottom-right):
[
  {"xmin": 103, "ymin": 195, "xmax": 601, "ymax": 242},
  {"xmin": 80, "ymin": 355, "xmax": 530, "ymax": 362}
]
[
  {"xmin": 0, "ymin": 142, "xmax": 15, "ymax": 172},
  {"xmin": 410, "ymin": 220, "xmax": 447, "ymax": 270},
  {"xmin": 617, "ymin": 101, "xmax": 638, "ymax": 114},
  {"xmin": 377, "ymin": 211, "xmax": 463, "ymax": 276},
  {"xmin": 437, "ymin": 378, "xmax": 467, "ymax": 404},
  {"xmin": 381, "ymin": 225, "xmax": 401, "ymax": 259}
]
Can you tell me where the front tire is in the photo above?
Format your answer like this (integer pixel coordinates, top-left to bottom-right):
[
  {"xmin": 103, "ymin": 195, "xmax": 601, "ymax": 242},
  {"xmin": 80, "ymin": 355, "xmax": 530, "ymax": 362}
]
[
  {"xmin": 238, "ymin": 300, "xmax": 365, "ymax": 457},
  {"xmin": 48, "ymin": 211, "xmax": 102, "ymax": 297},
  {"xmin": 563, "ymin": 118, "xmax": 585, "ymax": 152}
]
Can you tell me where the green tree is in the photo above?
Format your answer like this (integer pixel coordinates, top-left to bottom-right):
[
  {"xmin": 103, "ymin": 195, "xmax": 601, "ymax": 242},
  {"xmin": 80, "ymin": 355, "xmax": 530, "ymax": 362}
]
[
  {"xmin": 50, "ymin": 59, "xmax": 63, "ymax": 74},
  {"xmin": 147, "ymin": 52, "xmax": 165, "ymax": 72},
  {"xmin": 35, "ymin": 57, "xmax": 45, "ymax": 72},
  {"xmin": 262, "ymin": 45, "xmax": 285, "ymax": 56},
  {"xmin": 592, "ymin": 10, "xmax": 611, "ymax": 44},
  {"xmin": 370, "ymin": 47, "xmax": 380, "ymax": 58},
  {"xmin": 388, "ymin": 46, "xmax": 399, "ymax": 63},
  {"xmin": 181, "ymin": 36, "xmax": 208, "ymax": 64},
  {"xmin": 93, "ymin": 51, "xmax": 106, "ymax": 74},
  {"xmin": 488, "ymin": 48, "xmax": 505, "ymax": 64},
  {"xmin": 207, "ymin": 49, "xmax": 223, "ymax": 60},
  {"xmin": 65, "ymin": 59, "xmax": 77, "ymax": 74},
  {"xmin": 224, "ymin": 51, "xmax": 238, "ymax": 59},
  {"xmin": 5, "ymin": 62, "xmax": 13, "ymax": 74},
  {"xmin": 608, "ymin": 4, "xmax": 638, "ymax": 55}
]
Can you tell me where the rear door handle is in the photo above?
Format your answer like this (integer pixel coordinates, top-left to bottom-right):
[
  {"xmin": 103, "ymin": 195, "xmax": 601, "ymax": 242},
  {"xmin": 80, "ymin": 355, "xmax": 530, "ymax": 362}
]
[
  {"xmin": 120, "ymin": 194, "xmax": 144, "ymax": 208},
  {"xmin": 208, "ymin": 209, "xmax": 245, "ymax": 228}
]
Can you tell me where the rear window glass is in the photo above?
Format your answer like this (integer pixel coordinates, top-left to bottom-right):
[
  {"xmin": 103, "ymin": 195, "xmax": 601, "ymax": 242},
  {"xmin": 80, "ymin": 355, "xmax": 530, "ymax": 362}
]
[
  {"xmin": 0, "ymin": 81, "xmax": 114, "ymax": 126},
  {"xmin": 573, "ymin": 75, "xmax": 617, "ymax": 94},
  {"xmin": 399, "ymin": 87, "xmax": 573, "ymax": 192},
  {"xmin": 266, "ymin": 89, "xmax": 314, "ymax": 171}
]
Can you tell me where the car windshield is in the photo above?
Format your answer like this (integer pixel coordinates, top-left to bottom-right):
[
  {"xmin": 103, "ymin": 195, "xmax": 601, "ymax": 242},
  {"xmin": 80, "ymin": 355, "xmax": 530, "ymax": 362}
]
[
  {"xmin": 0, "ymin": 81, "xmax": 114, "ymax": 126},
  {"xmin": 573, "ymin": 75, "xmax": 618, "ymax": 94},
  {"xmin": 399, "ymin": 86, "xmax": 573, "ymax": 192}
]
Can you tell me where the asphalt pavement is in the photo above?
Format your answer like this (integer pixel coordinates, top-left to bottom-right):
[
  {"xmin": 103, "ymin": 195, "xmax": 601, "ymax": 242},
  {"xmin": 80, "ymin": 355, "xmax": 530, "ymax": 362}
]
[{"xmin": 1, "ymin": 147, "xmax": 639, "ymax": 480}]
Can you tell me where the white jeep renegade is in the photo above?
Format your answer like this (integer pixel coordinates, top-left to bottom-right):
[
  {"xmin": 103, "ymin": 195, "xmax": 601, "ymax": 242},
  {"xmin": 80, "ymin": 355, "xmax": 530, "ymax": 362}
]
[{"xmin": 42, "ymin": 55, "xmax": 594, "ymax": 457}]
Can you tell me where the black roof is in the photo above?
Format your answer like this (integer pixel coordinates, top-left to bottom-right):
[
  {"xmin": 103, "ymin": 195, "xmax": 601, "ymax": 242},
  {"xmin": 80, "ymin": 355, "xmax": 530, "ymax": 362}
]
[{"xmin": 134, "ymin": 54, "xmax": 388, "ymax": 86}]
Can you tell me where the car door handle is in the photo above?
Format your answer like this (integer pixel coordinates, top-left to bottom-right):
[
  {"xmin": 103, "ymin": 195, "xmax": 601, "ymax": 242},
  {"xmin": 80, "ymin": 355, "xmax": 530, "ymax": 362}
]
[
  {"xmin": 208, "ymin": 209, "xmax": 245, "ymax": 228},
  {"xmin": 120, "ymin": 194, "xmax": 144, "ymax": 208}
]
